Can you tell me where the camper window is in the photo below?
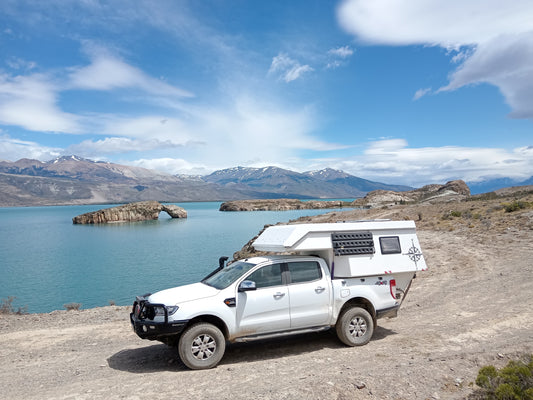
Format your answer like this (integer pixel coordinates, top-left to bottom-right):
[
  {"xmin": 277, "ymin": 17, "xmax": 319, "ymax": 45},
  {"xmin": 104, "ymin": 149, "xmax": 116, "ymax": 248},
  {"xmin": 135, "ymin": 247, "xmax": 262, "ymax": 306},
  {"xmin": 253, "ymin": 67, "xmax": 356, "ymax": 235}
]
[{"xmin": 379, "ymin": 236, "xmax": 401, "ymax": 254}]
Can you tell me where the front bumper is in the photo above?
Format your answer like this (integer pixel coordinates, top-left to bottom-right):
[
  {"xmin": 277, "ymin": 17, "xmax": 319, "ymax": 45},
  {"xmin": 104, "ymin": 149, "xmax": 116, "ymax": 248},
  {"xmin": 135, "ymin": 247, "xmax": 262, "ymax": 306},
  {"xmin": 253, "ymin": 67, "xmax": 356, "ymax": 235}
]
[{"xmin": 130, "ymin": 297, "xmax": 188, "ymax": 340}]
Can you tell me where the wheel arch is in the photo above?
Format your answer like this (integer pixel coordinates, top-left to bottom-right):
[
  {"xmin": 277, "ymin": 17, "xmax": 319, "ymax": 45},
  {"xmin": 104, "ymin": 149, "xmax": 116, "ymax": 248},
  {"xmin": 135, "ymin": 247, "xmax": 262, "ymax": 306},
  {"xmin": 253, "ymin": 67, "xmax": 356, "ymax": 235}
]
[
  {"xmin": 338, "ymin": 297, "xmax": 377, "ymax": 325},
  {"xmin": 187, "ymin": 314, "xmax": 230, "ymax": 339}
]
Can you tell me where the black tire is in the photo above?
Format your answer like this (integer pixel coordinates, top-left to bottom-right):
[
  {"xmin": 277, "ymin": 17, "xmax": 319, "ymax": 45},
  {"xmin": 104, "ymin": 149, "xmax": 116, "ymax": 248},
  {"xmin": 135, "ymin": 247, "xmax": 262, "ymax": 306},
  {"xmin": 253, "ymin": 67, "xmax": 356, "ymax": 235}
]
[
  {"xmin": 178, "ymin": 323, "xmax": 226, "ymax": 370},
  {"xmin": 336, "ymin": 306, "xmax": 374, "ymax": 346}
]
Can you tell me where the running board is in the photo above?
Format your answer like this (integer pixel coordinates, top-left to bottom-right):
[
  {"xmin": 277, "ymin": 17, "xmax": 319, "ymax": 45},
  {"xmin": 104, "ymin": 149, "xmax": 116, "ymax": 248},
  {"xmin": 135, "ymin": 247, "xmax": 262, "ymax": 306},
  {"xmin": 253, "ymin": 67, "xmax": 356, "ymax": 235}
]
[{"xmin": 234, "ymin": 326, "xmax": 330, "ymax": 343}]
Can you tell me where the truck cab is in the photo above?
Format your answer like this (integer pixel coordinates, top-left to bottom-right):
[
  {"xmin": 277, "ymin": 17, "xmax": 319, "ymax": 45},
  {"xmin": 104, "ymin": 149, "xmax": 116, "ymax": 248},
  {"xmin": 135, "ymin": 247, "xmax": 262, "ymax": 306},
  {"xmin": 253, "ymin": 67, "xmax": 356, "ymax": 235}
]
[{"xmin": 131, "ymin": 220, "xmax": 427, "ymax": 369}]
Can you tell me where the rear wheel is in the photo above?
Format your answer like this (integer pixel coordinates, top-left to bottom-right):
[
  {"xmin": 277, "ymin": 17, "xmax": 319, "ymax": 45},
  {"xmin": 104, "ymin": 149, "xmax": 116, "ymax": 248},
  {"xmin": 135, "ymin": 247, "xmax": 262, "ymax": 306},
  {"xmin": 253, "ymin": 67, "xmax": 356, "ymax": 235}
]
[
  {"xmin": 178, "ymin": 323, "xmax": 226, "ymax": 370},
  {"xmin": 336, "ymin": 306, "xmax": 374, "ymax": 346}
]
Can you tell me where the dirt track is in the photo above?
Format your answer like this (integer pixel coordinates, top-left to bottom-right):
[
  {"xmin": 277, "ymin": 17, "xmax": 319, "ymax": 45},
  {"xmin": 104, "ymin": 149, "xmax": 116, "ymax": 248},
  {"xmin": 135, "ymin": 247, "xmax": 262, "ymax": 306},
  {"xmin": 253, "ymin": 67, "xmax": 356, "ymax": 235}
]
[{"xmin": 1, "ymin": 199, "xmax": 532, "ymax": 399}]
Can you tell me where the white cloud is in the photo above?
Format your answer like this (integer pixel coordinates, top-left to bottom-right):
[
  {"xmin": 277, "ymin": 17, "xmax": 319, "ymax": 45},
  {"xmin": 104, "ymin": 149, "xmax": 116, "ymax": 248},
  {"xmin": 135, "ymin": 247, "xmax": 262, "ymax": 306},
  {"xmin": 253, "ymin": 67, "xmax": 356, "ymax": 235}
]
[
  {"xmin": 337, "ymin": 0, "xmax": 533, "ymax": 47},
  {"xmin": 0, "ymin": 134, "xmax": 61, "ymax": 161},
  {"xmin": 337, "ymin": 0, "xmax": 533, "ymax": 119},
  {"xmin": 0, "ymin": 73, "xmax": 81, "ymax": 133},
  {"xmin": 113, "ymin": 95, "xmax": 349, "ymax": 175},
  {"xmin": 0, "ymin": 47, "xmax": 196, "ymax": 136},
  {"xmin": 269, "ymin": 53, "xmax": 314, "ymax": 82},
  {"xmin": 439, "ymin": 33, "xmax": 533, "ymax": 118},
  {"xmin": 6, "ymin": 57, "xmax": 37, "ymax": 71},
  {"xmin": 65, "ymin": 136, "xmax": 192, "ymax": 158},
  {"xmin": 328, "ymin": 139, "xmax": 533, "ymax": 186},
  {"xmin": 328, "ymin": 46, "xmax": 354, "ymax": 58},
  {"xmin": 326, "ymin": 46, "xmax": 355, "ymax": 69},
  {"xmin": 413, "ymin": 87, "xmax": 431, "ymax": 100},
  {"xmin": 128, "ymin": 158, "xmax": 209, "ymax": 176},
  {"xmin": 68, "ymin": 49, "xmax": 193, "ymax": 98}
]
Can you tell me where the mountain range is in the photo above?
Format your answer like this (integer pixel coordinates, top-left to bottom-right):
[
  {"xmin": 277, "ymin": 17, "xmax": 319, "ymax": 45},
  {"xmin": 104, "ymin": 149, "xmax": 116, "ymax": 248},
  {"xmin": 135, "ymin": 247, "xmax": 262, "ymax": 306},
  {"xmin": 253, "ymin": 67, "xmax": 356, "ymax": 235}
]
[
  {"xmin": 1, "ymin": 156, "xmax": 530, "ymax": 207},
  {"xmin": 0, "ymin": 156, "xmax": 412, "ymax": 207}
]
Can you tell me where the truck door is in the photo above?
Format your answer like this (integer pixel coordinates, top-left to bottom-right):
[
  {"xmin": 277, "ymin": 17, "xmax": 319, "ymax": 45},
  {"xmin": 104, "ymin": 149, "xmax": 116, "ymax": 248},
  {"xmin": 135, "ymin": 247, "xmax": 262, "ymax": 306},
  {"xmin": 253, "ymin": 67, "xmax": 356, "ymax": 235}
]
[
  {"xmin": 236, "ymin": 263, "xmax": 290, "ymax": 335},
  {"xmin": 287, "ymin": 260, "xmax": 331, "ymax": 328}
]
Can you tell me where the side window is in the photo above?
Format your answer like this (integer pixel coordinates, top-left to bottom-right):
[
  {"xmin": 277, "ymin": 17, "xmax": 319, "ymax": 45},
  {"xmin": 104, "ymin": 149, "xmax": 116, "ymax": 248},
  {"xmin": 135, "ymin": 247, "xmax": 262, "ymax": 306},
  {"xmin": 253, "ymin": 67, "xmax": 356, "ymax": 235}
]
[
  {"xmin": 287, "ymin": 261, "xmax": 322, "ymax": 284},
  {"xmin": 246, "ymin": 264, "xmax": 283, "ymax": 288},
  {"xmin": 379, "ymin": 236, "xmax": 401, "ymax": 254}
]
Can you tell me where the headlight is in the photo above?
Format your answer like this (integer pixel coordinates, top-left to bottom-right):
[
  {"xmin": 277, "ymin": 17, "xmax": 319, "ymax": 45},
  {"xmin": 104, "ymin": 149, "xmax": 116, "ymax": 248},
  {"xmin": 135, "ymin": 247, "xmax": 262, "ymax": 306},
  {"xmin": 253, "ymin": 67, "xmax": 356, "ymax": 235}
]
[
  {"xmin": 154, "ymin": 305, "xmax": 179, "ymax": 316},
  {"xmin": 166, "ymin": 306, "xmax": 179, "ymax": 315}
]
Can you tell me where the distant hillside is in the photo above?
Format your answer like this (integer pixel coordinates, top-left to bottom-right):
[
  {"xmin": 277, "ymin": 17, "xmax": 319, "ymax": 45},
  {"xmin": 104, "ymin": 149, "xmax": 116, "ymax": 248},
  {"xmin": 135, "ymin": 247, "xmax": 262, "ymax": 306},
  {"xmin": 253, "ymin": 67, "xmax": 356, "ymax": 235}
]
[
  {"xmin": 0, "ymin": 156, "xmax": 411, "ymax": 207},
  {"xmin": 467, "ymin": 176, "xmax": 533, "ymax": 194},
  {"xmin": 204, "ymin": 166, "xmax": 412, "ymax": 199},
  {"xmin": 304, "ymin": 168, "xmax": 412, "ymax": 193},
  {"xmin": 0, "ymin": 156, "xmax": 240, "ymax": 206}
]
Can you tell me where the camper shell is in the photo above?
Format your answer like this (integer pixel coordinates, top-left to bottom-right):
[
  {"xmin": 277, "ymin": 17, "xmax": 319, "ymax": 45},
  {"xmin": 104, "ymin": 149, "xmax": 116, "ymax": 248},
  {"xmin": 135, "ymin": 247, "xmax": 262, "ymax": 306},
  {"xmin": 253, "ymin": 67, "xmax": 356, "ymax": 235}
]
[{"xmin": 254, "ymin": 219, "xmax": 426, "ymax": 280}]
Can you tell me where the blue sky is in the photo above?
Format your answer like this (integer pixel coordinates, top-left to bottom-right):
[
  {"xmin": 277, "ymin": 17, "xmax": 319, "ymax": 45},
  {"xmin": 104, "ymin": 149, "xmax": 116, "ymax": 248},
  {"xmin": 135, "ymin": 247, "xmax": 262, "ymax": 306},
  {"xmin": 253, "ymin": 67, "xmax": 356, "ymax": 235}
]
[{"xmin": 0, "ymin": 0, "xmax": 532, "ymax": 187}]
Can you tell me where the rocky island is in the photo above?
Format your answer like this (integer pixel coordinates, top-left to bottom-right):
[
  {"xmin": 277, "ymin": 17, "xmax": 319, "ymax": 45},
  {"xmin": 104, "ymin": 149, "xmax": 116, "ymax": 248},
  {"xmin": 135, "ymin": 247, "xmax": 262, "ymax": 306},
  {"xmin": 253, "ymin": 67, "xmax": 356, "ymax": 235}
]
[
  {"xmin": 72, "ymin": 201, "xmax": 187, "ymax": 224},
  {"xmin": 219, "ymin": 198, "xmax": 351, "ymax": 211}
]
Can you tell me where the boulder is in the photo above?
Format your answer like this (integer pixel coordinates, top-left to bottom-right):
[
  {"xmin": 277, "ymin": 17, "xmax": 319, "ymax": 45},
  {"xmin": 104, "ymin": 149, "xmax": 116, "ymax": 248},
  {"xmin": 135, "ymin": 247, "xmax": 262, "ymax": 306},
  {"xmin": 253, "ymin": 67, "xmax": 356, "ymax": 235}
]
[{"xmin": 72, "ymin": 201, "xmax": 187, "ymax": 224}]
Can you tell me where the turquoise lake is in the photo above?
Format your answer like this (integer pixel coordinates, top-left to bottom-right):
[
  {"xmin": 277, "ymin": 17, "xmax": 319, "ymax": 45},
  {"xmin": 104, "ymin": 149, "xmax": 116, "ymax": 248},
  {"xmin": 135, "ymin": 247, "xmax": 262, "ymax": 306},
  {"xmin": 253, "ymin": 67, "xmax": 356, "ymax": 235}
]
[{"xmin": 0, "ymin": 202, "xmax": 348, "ymax": 313}]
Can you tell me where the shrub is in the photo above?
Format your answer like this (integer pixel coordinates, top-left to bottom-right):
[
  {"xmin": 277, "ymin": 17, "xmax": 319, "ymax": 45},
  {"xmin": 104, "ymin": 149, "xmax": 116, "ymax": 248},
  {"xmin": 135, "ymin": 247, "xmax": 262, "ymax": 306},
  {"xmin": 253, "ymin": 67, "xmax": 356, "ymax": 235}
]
[
  {"xmin": 0, "ymin": 296, "xmax": 28, "ymax": 315},
  {"xmin": 502, "ymin": 201, "xmax": 529, "ymax": 213},
  {"xmin": 470, "ymin": 355, "xmax": 533, "ymax": 399},
  {"xmin": 442, "ymin": 210, "xmax": 462, "ymax": 220},
  {"xmin": 64, "ymin": 302, "xmax": 82, "ymax": 311}
]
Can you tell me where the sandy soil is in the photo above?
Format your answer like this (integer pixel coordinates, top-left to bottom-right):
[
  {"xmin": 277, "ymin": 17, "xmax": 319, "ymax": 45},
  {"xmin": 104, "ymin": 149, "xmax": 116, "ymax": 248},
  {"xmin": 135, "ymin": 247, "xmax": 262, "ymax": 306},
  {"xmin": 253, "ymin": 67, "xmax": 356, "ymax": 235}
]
[{"xmin": 1, "ymin": 196, "xmax": 532, "ymax": 399}]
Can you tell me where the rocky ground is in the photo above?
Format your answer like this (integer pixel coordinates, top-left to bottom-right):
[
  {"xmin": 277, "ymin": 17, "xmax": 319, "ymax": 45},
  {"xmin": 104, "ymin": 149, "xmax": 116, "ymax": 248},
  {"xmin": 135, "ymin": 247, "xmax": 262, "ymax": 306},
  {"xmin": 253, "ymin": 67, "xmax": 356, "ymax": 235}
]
[{"xmin": 1, "ymin": 189, "xmax": 532, "ymax": 399}]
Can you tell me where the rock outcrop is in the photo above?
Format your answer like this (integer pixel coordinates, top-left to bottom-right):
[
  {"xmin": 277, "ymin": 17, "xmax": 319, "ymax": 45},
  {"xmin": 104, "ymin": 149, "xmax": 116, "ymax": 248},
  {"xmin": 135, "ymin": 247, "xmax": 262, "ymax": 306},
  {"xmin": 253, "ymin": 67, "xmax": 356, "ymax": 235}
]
[
  {"xmin": 219, "ymin": 198, "xmax": 350, "ymax": 211},
  {"xmin": 352, "ymin": 180, "xmax": 471, "ymax": 208},
  {"xmin": 72, "ymin": 201, "xmax": 187, "ymax": 224}
]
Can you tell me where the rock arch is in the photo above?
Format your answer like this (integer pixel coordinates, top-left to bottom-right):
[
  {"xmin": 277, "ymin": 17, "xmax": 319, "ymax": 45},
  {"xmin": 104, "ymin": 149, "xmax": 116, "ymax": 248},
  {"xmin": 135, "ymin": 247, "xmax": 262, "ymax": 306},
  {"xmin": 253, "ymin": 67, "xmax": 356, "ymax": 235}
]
[{"xmin": 72, "ymin": 201, "xmax": 187, "ymax": 224}]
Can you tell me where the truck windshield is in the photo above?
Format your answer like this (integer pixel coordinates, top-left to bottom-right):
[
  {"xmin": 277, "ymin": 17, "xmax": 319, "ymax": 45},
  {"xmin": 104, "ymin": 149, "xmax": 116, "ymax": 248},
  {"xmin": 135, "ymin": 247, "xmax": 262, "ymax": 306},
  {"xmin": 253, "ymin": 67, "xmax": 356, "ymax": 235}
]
[{"xmin": 202, "ymin": 260, "xmax": 257, "ymax": 290}]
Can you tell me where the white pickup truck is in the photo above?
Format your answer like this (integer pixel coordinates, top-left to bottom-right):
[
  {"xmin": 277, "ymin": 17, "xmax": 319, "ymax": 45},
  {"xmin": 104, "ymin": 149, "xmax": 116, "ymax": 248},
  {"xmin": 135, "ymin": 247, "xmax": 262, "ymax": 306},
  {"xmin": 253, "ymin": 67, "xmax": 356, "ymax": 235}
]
[{"xmin": 130, "ymin": 220, "xmax": 427, "ymax": 369}]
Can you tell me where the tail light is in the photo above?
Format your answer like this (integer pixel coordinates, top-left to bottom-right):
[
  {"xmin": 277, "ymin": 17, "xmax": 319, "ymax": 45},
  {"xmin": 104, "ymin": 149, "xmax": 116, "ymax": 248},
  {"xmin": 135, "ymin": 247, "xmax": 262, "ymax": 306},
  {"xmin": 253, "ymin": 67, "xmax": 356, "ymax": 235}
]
[{"xmin": 390, "ymin": 279, "xmax": 397, "ymax": 299}]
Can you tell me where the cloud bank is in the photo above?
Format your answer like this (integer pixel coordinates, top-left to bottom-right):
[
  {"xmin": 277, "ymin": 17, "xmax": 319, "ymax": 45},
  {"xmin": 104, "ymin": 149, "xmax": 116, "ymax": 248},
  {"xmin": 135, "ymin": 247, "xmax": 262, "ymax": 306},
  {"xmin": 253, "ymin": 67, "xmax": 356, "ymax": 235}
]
[
  {"xmin": 321, "ymin": 139, "xmax": 533, "ymax": 187},
  {"xmin": 337, "ymin": 0, "xmax": 533, "ymax": 118}
]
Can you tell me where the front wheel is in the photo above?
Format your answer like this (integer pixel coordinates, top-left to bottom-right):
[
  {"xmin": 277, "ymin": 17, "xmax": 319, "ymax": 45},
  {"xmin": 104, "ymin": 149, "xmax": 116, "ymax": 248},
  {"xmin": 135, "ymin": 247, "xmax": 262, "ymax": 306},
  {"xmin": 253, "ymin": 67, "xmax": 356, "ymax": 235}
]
[
  {"xmin": 336, "ymin": 306, "xmax": 374, "ymax": 346},
  {"xmin": 178, "ymin": 323, "xmax": 226, "ymax": 370}
]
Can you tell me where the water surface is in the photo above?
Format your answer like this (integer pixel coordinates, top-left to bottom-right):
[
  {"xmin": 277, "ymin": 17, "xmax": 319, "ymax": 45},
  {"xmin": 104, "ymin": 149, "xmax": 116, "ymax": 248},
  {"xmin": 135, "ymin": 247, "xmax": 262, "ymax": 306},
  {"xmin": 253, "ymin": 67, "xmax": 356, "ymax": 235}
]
[{"xmin": 0, "ymin": 202, "xmax": 347, "ymax": 313}]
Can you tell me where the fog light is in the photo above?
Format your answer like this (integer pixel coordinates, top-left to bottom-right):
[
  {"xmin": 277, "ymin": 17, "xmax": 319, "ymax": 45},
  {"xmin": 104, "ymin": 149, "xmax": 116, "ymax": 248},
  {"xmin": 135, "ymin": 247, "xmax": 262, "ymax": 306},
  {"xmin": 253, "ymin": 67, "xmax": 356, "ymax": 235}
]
[{"xmin": 142, "ymin": 325, "xmax": 148, "ymax": 332}]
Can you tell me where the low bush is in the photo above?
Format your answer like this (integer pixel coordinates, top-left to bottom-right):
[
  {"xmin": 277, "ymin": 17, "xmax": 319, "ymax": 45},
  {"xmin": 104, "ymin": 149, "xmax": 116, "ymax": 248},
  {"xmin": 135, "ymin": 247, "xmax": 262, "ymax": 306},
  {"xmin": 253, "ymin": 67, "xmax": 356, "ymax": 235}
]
[
  {"xmin": 470, "ymin": 355, "xmax": 533, "ymax": 399},
  {"xmin": 442, "ymin": 210, "xmax": 463, "ymax": 220},
  {"xmin": 0, "ymin": 296, "xmax": 28, "ymax": 315},
  {"xmin": 64, "ymin": 302, "xmax": 82, "ymax": 311},
  {"xmin": 502, "ymin": 201, "xmax": 530, "ymax": 213}
]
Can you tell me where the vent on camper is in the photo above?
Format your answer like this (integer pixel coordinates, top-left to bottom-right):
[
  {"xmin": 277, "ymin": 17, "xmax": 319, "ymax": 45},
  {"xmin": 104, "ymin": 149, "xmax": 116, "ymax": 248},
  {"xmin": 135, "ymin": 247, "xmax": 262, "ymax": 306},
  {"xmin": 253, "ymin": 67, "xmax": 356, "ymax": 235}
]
[{"xmin": 331, "ymin": 231, "xmax": 375, "ymax": 256}]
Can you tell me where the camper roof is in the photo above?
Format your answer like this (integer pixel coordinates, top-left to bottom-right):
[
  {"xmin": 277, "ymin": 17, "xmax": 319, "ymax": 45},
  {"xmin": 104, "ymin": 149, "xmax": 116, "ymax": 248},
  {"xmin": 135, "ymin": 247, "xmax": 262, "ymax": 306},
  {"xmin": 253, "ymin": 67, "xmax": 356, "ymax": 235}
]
[{"xmin": 253, "ymin": 220, "xmax": 416, "ymax": 253}]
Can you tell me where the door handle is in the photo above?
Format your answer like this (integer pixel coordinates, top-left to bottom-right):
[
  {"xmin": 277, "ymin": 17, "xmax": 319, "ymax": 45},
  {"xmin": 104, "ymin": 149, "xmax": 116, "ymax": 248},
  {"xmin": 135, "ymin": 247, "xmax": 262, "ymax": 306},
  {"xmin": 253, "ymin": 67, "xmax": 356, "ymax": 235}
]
[
  {"xmin": 315, "ymin": 286, "xmax": 326, "ymax": 293},
  {"xmin": 273, "ymin": 292, "xmax": 285, "ymax": 299}
]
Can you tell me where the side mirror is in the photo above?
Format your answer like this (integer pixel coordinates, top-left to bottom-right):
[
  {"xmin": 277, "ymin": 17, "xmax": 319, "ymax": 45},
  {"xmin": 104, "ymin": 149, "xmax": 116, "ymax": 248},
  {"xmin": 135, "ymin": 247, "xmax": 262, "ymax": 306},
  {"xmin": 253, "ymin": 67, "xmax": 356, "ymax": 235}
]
[{"xmin": 238, "ymin": 280, "xmax": 257, "ymax": 292}]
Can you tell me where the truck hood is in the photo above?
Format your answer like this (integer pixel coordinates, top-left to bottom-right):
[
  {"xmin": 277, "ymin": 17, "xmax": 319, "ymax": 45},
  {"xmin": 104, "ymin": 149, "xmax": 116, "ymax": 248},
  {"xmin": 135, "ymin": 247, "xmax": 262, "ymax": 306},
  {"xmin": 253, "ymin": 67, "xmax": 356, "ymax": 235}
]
[{"xmin": 148, "ymin": 282, "xmax": 219, "ymax": 305}]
